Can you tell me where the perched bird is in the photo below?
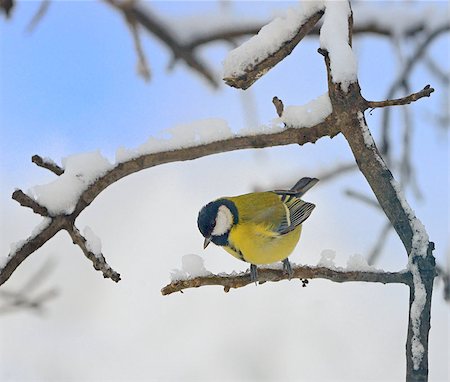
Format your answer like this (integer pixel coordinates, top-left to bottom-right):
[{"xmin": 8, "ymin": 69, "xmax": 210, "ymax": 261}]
[{"xmin": 197, "ymin": 177, "xmax": 318, "ymax": 282}]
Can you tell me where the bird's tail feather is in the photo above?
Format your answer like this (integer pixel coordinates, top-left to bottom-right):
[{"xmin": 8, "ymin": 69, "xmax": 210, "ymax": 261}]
[{"xmin": 274, "ymin": 177, "xmax": 319, "ymax": 197}]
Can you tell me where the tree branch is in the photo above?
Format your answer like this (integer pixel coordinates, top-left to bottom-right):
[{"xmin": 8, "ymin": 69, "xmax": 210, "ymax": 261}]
[
  {"xmin": 0, "ymin": 217, "xmax": 64, "ymax": 286},
  {"xmin": 366, "ymin": 85, "xmax": 434, "ymax": 110},
  {"xmin": 1, "ymin": 118, "xmax": 340, "ymax": 287},
  {"xmin": 32, "ymin": 155, "xmax": 64, "ymax": 175},
  {"xmin": 12, "ymin": 189, "xmax": 49, "ymax": 216},
  {"xmin": 70, "ymin": 118, "xmax": 340, "ymax": 217},
  {"xmin": 161, "ymin": 265, "xmax": 411, "ymax": 295},
  {"xmin": 224, "ymin": 10, "xmax": 324, "ymax": 90},
  {"xmin": 104, "ymin": 0, "xmax": 218, "ymax": 88},
  {"xmin": 65, "ymin": 225, "xmax": 121, "ymax": 282}
]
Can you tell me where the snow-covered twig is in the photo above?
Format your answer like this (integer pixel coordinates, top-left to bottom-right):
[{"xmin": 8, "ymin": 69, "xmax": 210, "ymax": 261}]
[
  {"xmin": 161, "ymin": 265, "xmax": 410, "ymax": 296},
  {"xmin": 66, "ymin": 226, "xmax": 121, "ymax": 282},
  {"xmin": 32, "ymin": 155, "xmax": 64, "ymax": 176},
  {"xmin": 223, "ymin": 4, "xmax": 325, "ymax": 89}
]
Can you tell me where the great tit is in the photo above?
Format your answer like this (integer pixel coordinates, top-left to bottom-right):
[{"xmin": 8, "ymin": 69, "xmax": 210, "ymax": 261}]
[{"xmin": 197, "ymin": 177, "xmax": 318, "ymax": 282}]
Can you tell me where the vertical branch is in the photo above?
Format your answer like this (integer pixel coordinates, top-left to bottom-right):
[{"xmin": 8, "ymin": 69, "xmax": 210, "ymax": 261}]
[
  {"xmin": 320, "ymin": 4, "xmax": 436, "ymax": 381},
  {"xmin": 406, "ymin": 245, "xmax": 436, "ymax": 381}
]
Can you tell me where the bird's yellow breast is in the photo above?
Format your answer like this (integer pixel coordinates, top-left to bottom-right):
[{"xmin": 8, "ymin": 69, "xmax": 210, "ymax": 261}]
[{"xmin": 225, "ymin": 223, "xmax": 302, "ymax": 265}]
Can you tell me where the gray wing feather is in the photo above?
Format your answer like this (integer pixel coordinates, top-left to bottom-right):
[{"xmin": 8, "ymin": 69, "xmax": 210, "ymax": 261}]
[{"xmin": 276, "ymin": 198, "xmax": 315, "ymax": 235}]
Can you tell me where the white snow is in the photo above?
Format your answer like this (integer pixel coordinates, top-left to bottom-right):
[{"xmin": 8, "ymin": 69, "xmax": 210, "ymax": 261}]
[
  {"xmin": 170, "ymin": 254, "xmax": 212, "ymax": 281},
  {"xmin": 408, "ymin": 260, "xmax": 427, "ymax": 370},
  {"xmin": 317, "ymin": 250, "xmax": 383, "ymax": 273},
  {"xmin": 319, "ymin": 1, "xmax": 358, "ymax": 92},
  {"xmin": 346, "ymin": 254, "xmax": 382, "ymax": 272},
  {"xmin": 83, "ymin": 226, "xmax": 102, "ymax": 258},
  {"xmin": 390, "ymin": 180, "xmax": 429, "ymax": 257},
  {"xmin": 317, "ymin": 249, "xmax": 338, "ymax": 269},
  {"xmin": 281, "ymin": 93, "xmax": 332, "ymax": 128},
  {"xmin": 357, "ymin": 112, "xmax": 388, "ymax": 169},
  {"xmin": 116, "ymin": 118, "xmax": 232, "ymax": 162},
  {"xmin": 30, "ymin": 151, "xmax": 113, "ymax": 215},
  {"xmin": 1, "ymin": 217, "xmax": 52, "ymax": 271},
  {"xmin": 390, "ymin": 178, "xmax": 429, "ymax": 370},
  {"xmin": 223, "ymin": 1, "xmax": 325, "ymax": 78}
]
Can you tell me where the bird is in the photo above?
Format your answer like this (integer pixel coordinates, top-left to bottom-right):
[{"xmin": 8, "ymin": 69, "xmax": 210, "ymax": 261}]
[{"xmin": 197, "ymin": 177, "xmax": 318, "ymax": 282}]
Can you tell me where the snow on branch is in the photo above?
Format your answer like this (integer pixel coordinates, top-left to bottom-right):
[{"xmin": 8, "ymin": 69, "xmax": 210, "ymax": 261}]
[
  {"xmin": 0, "ymin": 117, "xmax": 341, "ymax": 287},
  {"xmin": 223, "ymin": 2, "xmax": 325, "ymax": 89},
  {"xmin": 161, "ymin": 263, "xmax": 410, "ymax": 296}
]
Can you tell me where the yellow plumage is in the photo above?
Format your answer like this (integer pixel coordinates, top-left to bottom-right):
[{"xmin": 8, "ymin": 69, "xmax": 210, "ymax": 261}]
[
  {"xmin": 197, "ymin": 177, "xmax": 317, "ymax": 281},
  {"xmin": 224, "ymin": 193, "xmax": 302, "ymax": 265}
]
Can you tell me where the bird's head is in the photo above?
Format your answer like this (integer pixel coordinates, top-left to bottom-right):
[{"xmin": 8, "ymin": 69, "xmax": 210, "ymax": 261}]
[{"xmin": 197, "ymin": 199, "xmax": 238, "ymax": 248}]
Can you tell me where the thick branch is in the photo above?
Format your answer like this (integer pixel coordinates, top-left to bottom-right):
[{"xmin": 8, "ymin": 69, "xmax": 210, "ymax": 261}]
[
  {"xmin": 32, "ymin": 155, "xmax": 64, "ymax": 175},
  {"xmin": 366, "ymin": 85, "xmax": 434, "ymax": 110},
  {"xmin": 0, "ymin": 217, "xmax": 65, "ymax": 286},
  {"xmin": 71, "ymin": 119, "xmax": 340, "ymax": 216},
  {"xmin": 161, "ymin": 265, "xmax": 411, "ymax": 295}
]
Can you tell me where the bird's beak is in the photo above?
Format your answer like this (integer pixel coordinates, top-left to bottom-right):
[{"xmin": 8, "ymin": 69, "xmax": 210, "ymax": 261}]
[{"xmin": 203, "ymin": 237, "xmax": 211, "ymax": 249}]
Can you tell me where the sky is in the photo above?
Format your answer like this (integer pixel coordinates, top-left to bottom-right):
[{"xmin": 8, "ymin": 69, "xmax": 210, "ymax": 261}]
[{"xmin": 0, "ymin": 1, "xmax": 449, "ymax": 382}]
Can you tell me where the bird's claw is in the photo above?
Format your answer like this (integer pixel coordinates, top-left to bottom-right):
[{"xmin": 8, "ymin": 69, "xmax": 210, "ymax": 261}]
[
  {"xmin": 250, "ymin": 264, "xmax": 258, "ymax": 285},
  {"xmin": 282, "ymin": 258, "xmax": 293, "ymax": 280}
]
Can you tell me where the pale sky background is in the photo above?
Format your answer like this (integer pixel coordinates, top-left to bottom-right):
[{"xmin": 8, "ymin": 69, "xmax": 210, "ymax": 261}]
[{"xmin": 0, "ymin": 1, "xmax": 449, "ymax": 382}]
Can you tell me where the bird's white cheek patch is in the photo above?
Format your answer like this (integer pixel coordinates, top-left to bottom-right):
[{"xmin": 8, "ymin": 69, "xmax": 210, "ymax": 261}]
[{"xmin": 212, "ymin": 205, "xmax": 233, "ymax": 236}]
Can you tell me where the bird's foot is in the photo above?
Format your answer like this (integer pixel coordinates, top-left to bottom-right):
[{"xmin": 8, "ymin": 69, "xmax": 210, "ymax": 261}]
[
  {"xmin": 282, "ymin": 258, "xmax": 294, "ymax": 280},
  {"xmin": 250, "ymin": 264, "xmax": 258, "ymax": 285}
]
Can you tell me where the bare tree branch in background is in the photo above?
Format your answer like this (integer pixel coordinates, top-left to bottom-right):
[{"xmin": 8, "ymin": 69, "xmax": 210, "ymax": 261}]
[
  {"xmin": 0, "ymin": 259, "xmax": 58, "ymax": 315},
  {"xmin": 26, "ymin": 0, "xmax": 50, "ymax": 33},
  {"xmin": 0, "ymin": 0, "xmax": 14, "ymax": 18}
]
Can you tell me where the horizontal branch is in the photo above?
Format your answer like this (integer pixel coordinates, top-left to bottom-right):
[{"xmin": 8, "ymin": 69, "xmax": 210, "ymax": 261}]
[
  {"xmin": 366, "ymin": 85, "xmax": 434, "ymax": 110},
  {"xmin": 72, "ymin": 118, "xmax": 340, "ymax": 216},
  {"xmin": 2, "ymin": 116, "xmax": 339, "ymax": 287},
  {"xmin": 31, "ymin": 155, "xmax": 64, "ymax": 175},
  {"xmin": 187, "ymin": 22, "xmax": 430, "ymax": 50},
  {"xmin": 161, "ymin": 265, "xmax": 411, "ymax": 295}
]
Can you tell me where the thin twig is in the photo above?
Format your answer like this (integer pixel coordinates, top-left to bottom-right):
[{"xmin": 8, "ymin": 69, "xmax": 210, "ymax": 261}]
[
  {"xmin": 32, "ymin": 155, "xmax": 64, "ymax": 175},
  {"xmin": 123, "ymin": 0, "xmax": 151, "ymax": 81},
  {"xmin": 65, "ymin": 225, "xmax": 121, "ymax": 282},
  {"xmin": 26, "ymin": 0, "xmax": 50, "ymax": 33},
  {"xmin": 367, "ymin": 222, "xmax": 392, "ymax": 265},
  {"xmin": 345, "ymin": 189, "xmax": 381, "ymax": 210},
  {"xmin": 366, "ymin": 85, "xmax": 434, "ymax": 109},
  {"xmin": 12, "ymin": 189, "xmax": 49, "ymax": 216},
  {"xmin": 104, "ymin": 0, "xmax": 218, "ymax": 87},
  {"xmin": 272, "ymin": 96, "xmax": 284, "ymax": 117}
]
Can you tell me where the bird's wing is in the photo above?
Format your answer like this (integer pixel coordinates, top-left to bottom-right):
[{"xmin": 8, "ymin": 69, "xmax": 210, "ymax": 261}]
[
  {"xmin": 231, "ymin": 192, "xmax": 315, "ymax": 236},
  {"xmin": 274, "ymin": 194, "xmax": 316, "ymax": 235}
]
